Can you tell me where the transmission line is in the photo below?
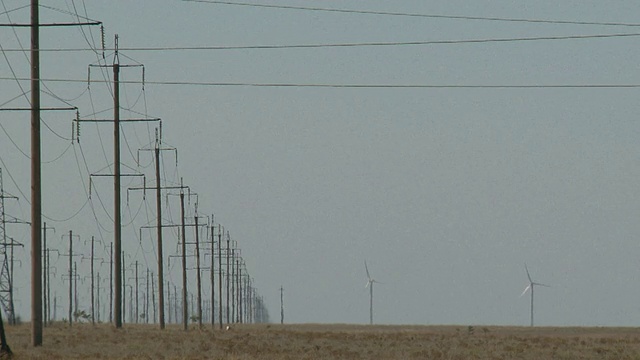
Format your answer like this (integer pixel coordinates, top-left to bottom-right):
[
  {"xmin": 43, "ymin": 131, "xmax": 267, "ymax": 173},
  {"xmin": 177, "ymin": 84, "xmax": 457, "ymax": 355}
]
[
  {"xmin": 4, "ymin": 77, "xmax": 640, "ymax": 88},
  {"xmin": 4, "ymin": 32, "xmax": 640, "ymax": 52},
  {"xmin": 183, "ymin": 0, "xmax": 640, "ymax": 28}
]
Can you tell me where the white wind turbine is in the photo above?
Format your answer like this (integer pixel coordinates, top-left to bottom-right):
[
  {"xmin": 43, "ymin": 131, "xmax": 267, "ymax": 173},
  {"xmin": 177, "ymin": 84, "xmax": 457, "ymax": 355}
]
[
  {"xmin": 364, "ymin": 260, "xmax": 380, "ymax": 325},
  {"xmin": 520, "ymin": 263, "xmax": 550, "ymax": 327}
]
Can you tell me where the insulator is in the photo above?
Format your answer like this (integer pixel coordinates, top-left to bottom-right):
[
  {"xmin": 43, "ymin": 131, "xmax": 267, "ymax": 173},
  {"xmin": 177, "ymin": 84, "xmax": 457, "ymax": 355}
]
[{"xmin": 100, "ymin": 25, "xmax": 106, "ymax": 59}]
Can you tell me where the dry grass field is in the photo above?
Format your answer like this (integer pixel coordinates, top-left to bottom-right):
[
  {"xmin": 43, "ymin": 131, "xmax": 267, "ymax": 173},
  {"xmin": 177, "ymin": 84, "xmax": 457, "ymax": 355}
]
[{"xmin": 3, "ymin": 322, "xmax": 640, "ymax": 359}]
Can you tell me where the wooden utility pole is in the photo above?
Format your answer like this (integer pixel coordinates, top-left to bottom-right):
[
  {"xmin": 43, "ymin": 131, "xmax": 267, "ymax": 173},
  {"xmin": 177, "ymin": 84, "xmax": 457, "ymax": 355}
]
[
  {"xmin": 42, "ymin": 223, "xmax": 46, "ymax": 327},
  {"xmin": 237, "ymin": 259, "xmax": 242, "ymax": 323},
  {"xmin": 96, "ymin": 272, "xmax": 101, "ymax": 323},
  {"xmin": 109, "ymin": 242, "xmax": 113, "ymax": 323},
  {"xmin": 218, "ymin": 226, "xmax": 223, "ymax": 329},
  {"xmin": 113, "ymin": 35, "xmax": 123, "ymax": 329},
  {"xmin": 226, "ymin": 231, "xmax": 230, "ymax": 325},
  {"xmin": 180, "ymin": 187, "xmax": 188, "ymax": 330},
  {"xmin": 46, "ymin": 248, "xmax": 51, "ymax": 325},
  {"xmin": 132, "ymin": 261, "xmax": 140, "ymax": 323},
  {"xmin": 129, "ymin": 138, "xmax": 177, "ymax": 329},
  {"xmin": 154, "ymin": 141, "xmax": 164, "ymax": 328},
  {"xmin": 42, "ymin": 223, "xmax": 54, "ymax": 326},
  {"xmin": 91, "ymin": 236, "xmax": 95, "ymax": 324},
  {"xmin": 145, "ymin": 268, "xmax": 149, "ymax": 323},
  {"xmin": 30, "ymin": 0, "xmax": 43, "ymax": 346},
  {"xmin": 67, "ymin": 231, "xmax": 73, "ymax": 325},
  {"xmin": 167, "ymin": 281, "xmax": 172, "ymax": 324},
  {"xmin": 24, "ymin": 1, "xmax": 99, "ymax": 345},
  {"xmin": 74, "ymin": 262, "xmax": 78, "ymax": 321},
  {"xmin": 80, "ymin": 36, "xmax": 153, "ymax": 329},
  {"xmin": 209, "ymin": 224, "xmax": 215, "ymax": 328},
  {"xmin": 174, "ymin": 284, "xmax": 178, "ymax": 324},
  {"xmin": 151, "ymin": 273, "xmax": 156, "ymax": 323},
  {"xmin": 195, "ymin": 214, "xmax": 202, "ymax": 328},
  {"xmin": 280, "ymin": 286, "xmax": 284, "ymax": 324},
  {"xmin": 122, "ymin": 251, "xmax": 125, "ymax": 324}
]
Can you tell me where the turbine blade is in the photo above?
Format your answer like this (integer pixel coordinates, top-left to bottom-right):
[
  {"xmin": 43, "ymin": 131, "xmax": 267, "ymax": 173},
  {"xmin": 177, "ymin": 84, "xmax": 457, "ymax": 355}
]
[
  {"xmin": 533, "ymin": 282, "xmax": 551, "ymax": 288},
  {"xmin": 364, "ymin": 260, "xmax": 371, "ymax": 280},
  {"xmin": 524, "ymin": 263, "xmax": 532, "ymax": 283},
  {"xmin": 520, "ymin": 285, "xmax": 531, "ymax": 297}
]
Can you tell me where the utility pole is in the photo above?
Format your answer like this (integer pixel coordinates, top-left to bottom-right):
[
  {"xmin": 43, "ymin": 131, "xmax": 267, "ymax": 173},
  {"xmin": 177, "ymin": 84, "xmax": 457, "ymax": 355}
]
[
  {"xmin": 145, "ymin": 268, "xmax": 149, "ymax": 323},
  {"xmin": 130, "ymin": 261, "xmax": 141, "ymax": 323},
  {"xmin": 109, "ymin": 243, "xmax": 113, "ymax": 323},
  {"xmin": 174, "ymin": 284, "xmax": 178, "ymax": 325},
  {"xmin": 194, "ymin": 213, "xmax": 202, "ymax": 328},
  {"xmin": 151, "ymin": 273, "xmax": 156, "ymax": 323},
  {"xmin": 112, "ymin": 35, "xmax": 122, "ymax": 329},
  {"xmin": 154, "ymin": 140, "xmax": 162, "ymax": 328},
  {"xmin": 167, "ymin": 281, "xmax": 172, "ymax": 324},
  {"xmin": 30, "ymin": 0, "xmax": 42, "ymax": 346},
  {"xmin": 90, "ymin": 236, "xmax": 95, "ymax": 324},
  {"xmin": 20, "ymin": 2, "xmax": 99, "ymax": 345},
  {"xmin": 46, "ymin": 248, "xmax": 51, "ymax": 325},
  {"xmin": 128, "ymin": 137, "xmax": 177, "ymax": 329},
  {"xmin": 80, "ymin": 36, "xmax": 154, "ymax": 329},
  {"xmin": 61, "ymin": 231, "xmax": 81, "ymax": 326},
  {"xmin": 42, "ymin": 223, "xmax": 54, "ymax": 326},
  {"xmin": 96, "ymin": 272, "xmax": 101, "ymax": 323},
  {"xmin": 74, "ymin": 262, "xmax": 78, "ymax": 321},
  {"xmin": 226, "ymin": 231, "xmax": 230, "ymax": 325},
  {"xmin": 180, "ymin": 185, "xmax": 188, "ymax": 330},
  {"xmin": 160, "ymin": 184, "xmax": 198, "ymax": 330},
  {"xmin": 122, "ymin": 251, "xmax": 126, "ymax": 324},
  {"xmin": 237, "ymin": 259, "xmax": 242, "ymax": 323},
  {"xmin": 218, "ymin": 226, "xmax": 223, "ymax": 329},
  {"xmin": 209, "ymin": 223, "xmax": 215, "ymax": 328},
  {"xmin": 280, "ymin": 286, "xmax": 284, "ymax": 324}
]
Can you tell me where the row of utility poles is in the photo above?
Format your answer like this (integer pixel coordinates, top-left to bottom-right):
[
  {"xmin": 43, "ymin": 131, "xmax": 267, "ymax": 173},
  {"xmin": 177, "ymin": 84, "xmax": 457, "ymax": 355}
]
[
  {"xmin": 1, "ymin": 1, "xmax": 271, "ymax": 349},
  {"xmin": 36, "ymin": 225, "xmax": 267, "ymax": 327}
]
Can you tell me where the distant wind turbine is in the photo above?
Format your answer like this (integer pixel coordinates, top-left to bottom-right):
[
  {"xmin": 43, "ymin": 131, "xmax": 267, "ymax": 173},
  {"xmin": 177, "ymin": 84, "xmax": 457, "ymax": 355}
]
[
  {"xmin": 364, "ymin": 260, "xmax": 381, "ymax": 325},
  {"xmin": 520, "ymin": 263, "xmax": 550, "ymax": 327}
]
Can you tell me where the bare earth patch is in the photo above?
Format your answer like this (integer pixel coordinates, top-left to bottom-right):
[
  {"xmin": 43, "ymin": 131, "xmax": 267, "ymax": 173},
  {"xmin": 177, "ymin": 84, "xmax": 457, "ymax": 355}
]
[{"xmin": 5, "ymin": 322, "xmax": 640, "ymax": 359}]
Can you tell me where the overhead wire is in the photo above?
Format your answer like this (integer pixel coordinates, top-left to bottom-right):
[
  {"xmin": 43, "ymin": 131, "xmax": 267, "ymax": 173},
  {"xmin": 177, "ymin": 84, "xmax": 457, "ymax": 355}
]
[
  {"xmin": 0, "ymin": 156, "xmax": 29, "ymax": 202},
  {"xmin": 86, "ymin": 81, "xmax": 113, "ymax": 171},
  {"xmin": 73, "ymin": 141, "xmax": 113, "ymax": 233},
  {"xmin": 5, "ymin": 77, "xmax": 640, "ymax": 88},
  {"xmin": 5, "ymin": 32, "xmax": 640, "ymax": 52},
  {"xmin": 182, "ymin": 0, "xmax": 640, "ymax": 28},
  {"xmin": 0, "ymin": 121, "xmax": 29, "ymax": 158}
]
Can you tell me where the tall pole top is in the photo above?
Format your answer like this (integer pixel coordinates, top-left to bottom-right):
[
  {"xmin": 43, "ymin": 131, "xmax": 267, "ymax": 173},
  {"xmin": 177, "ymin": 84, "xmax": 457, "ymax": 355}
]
[{"xmin": 113, "ymin": 34, "xmax": 119, "ymax": 65}]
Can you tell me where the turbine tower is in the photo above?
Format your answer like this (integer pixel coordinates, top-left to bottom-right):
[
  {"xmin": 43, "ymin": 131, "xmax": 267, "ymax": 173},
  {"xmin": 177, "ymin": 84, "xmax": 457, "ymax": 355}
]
[
  {"xmin": 364, "ymin": 260, "xmax": 379, "ymax": 325},
  {"xmin": 520, "ymin": 263, "xmax": 550, "ymax": 327}
]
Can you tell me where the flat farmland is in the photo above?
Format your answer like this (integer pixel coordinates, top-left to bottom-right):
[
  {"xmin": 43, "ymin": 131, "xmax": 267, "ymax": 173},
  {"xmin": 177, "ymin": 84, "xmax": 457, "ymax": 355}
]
[{"xmin": 5, "ymin": 322, "xmax": 640, "ymax": 359}]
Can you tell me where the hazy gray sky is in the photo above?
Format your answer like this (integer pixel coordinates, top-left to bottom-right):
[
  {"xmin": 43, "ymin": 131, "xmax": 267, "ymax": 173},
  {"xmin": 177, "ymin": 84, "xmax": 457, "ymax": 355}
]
[{"xmin": 2, "ymin": 1, "xmax": 640, "ymax": 326}]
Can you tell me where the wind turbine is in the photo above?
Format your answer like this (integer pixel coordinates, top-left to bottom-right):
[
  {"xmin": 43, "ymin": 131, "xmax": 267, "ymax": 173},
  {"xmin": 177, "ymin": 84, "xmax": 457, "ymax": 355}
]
[
  {"xmin": 520, "ymin": 264, "xmax": 550, "ymax": 327},
  {"xmin": 364, "ymin": 260, "xmax": 380, "ymax": 325}
]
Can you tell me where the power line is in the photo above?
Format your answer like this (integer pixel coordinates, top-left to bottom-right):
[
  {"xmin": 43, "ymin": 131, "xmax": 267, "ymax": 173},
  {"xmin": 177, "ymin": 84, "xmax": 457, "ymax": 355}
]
[
  {"xmin": 3, "ymin": 77, "xmax": 640, "ymax": 88},
  {"xmin": 182, "ymin": 0, "xmax": 640, "ymax": 28},
  {"xmin": 3, "ymin": 32, "xmax": 640, "ymax": 52}
]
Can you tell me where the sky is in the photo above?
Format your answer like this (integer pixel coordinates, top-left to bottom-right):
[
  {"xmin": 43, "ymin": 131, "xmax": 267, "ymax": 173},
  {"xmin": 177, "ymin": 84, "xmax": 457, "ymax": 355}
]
[{"xmin": 2, "ymin": 1, "xmax": 640, "ymax": 327}]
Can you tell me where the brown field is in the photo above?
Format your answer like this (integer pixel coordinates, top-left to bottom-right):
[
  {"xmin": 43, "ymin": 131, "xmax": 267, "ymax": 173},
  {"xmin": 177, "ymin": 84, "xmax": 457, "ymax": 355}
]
[{"xmin": 4, "ymin": 322, "xmax": 640, "ymax": 359}]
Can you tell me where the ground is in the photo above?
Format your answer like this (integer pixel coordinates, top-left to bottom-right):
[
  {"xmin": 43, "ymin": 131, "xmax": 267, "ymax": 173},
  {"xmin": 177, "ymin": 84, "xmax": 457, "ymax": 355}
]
[{"xmin": 4, "ymin": 322, "xmax": 640, "ymax": 359}]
